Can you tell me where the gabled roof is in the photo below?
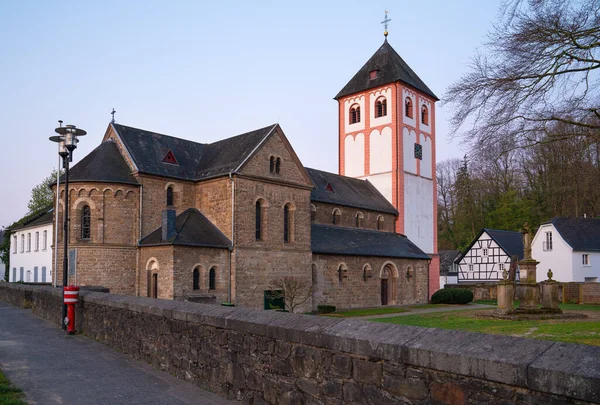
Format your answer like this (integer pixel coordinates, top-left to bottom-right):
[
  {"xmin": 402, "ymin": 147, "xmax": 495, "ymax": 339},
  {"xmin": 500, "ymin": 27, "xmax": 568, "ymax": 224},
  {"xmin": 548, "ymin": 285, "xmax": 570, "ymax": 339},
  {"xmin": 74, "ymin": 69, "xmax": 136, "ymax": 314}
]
[
  {"xmin": 306, "ymin": 168, "xmax": 397, "ymax": 215},
  {"xmin": 113, "ymin": 123, "xmax": 278, "ymax": 181},
  {"xmin": 335, "ymin": 39, "xmax": 438, "ymax": 100},
  {"xmin": 456, "ymin": 229, "xmax": 524, "ymax": 263},
  {"xmin": 9, "ymin": 206, "xmax": 54, "ymax": 232},
  {"xmin": 546, "ymin": 217, "xmax": 600, "ymax": 252},
  {"xmin": 60, "ymin": 140, "xmax": 139, "ymax": 186},
  {"xmin": 139, "ymin": 208, "xmax": 231, "ymax": 249},
  {"xmin": 311, "ymin": 224, "xmax": 429, "ymax": 260}
]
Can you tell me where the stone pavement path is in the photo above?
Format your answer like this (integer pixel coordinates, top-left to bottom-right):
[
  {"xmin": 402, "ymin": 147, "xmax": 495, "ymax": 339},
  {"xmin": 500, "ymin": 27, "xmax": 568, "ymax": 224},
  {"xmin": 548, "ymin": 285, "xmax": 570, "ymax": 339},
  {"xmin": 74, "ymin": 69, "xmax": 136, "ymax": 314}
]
[
  {"xmin": 0, "ymin": 301, "xmax": 236, "ymax": 405},
  {"xmin": 353, "ymin": 303, "xmax": 492, "ymax": 320}
]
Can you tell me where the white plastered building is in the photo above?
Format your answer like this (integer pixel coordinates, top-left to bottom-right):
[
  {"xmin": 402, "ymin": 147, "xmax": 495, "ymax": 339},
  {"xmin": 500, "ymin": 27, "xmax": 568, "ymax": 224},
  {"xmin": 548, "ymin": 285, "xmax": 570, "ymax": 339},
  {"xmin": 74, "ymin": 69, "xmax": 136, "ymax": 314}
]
[{"xmin": 9, "ymin": 208, "xmax": 54, "ymax": 283}]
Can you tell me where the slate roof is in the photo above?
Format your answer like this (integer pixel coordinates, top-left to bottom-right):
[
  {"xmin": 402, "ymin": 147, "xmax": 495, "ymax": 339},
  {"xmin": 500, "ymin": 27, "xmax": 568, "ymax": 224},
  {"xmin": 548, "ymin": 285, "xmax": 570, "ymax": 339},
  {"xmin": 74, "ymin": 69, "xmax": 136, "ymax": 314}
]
[
  {"xmin": 306, "ymin": 168, "xmax": 397, "ymax": 215},
  {"xmin": 60, "ymin": 140, "xmax": 139, "ymax": 186},
  {"xmin": 335, "ymin": 39, "xmax": 438, "ymax": 100},
  {"xmin": 113, "ymin": 123, "xmax": 277, "ymax": 181},
  {"xmin": 139, "ymin": 208, "xmax": 231, "ymax": 248},
  {"xmin": 439, "ymin": 250, "xmax": 461, "ymax": 274},
  {"xmin": 547, "ymin": 217, "xmax": 600, "ymax": 252},
  {"xmin": 485, "ymin": 229, "xmax": 524, "ymax": 260},
  {"xmin": 311, "ymin": 224, "xmax": 429, "ymax": 259},
  {"xmin": 10, "ymin": 206, "xmax": 54, "ymax": 232}
]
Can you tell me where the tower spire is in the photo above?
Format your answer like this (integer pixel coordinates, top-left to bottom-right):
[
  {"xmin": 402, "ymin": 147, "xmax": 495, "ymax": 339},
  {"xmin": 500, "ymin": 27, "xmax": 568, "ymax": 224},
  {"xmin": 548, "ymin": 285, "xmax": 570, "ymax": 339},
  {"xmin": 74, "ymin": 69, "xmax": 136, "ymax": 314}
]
[{"xmin": 381, "ymin": 10, "xmax": 391, "ymax": 38}]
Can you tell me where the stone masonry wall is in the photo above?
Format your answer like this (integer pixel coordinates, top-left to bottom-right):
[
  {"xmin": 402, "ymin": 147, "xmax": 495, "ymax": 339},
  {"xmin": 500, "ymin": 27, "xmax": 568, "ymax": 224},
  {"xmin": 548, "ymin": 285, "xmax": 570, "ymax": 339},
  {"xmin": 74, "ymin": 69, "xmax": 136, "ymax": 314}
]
[
  {"xmin": 0, "ymin": 284, "xmax": 598, "ymax": 405},
  {"xmin": 312, "ymin": 202, "xmax": 396, "ymax": 232},
  {"xmin": 312, "ymin": 254, "xmax": 428, "ymax": 310},
  {"xmin": 172, "ymin": 246, "xmax": 230, "ymax": 302}
]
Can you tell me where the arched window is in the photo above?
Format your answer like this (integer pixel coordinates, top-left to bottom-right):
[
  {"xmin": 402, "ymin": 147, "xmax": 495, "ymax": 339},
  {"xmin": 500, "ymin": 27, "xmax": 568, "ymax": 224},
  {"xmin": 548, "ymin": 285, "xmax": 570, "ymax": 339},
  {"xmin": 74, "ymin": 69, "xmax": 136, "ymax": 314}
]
[
  {"xmin": 405, "ymin": 97, "xmax": 413, "ymax": 118},
  {"xmin": 377, "ymin": 215, "xmax": 384, "ymax": 231},
  {"xmin": 421, "ymin": 105, "xmax": 429, "ymax": 125},
  {"xmin": 350, "ymin": 105, "xmax": 361, "ymax": 124},
  {"xmin": 276, "ymin": 158, "xmax": 281, "ymax": 174},
  {"xmin": 255, "ymin": 200, "xmax": 263, "ymax": 241},
  {"xmin": 81, "ymin": 205, "xmax": 91, "ymax": 240},
  {"xmin": 310, "ymin": 204, "xmax": 317, "ymax": 222},
  {"xmin": 355, "ymin": 212, "xmax": 363, "ymax": 228},
  {"xmin": 166, "ymin": 186, "xmax": 174, "ymax": 206},
  {"xmin": 332, "ymin": 208, "xmax": 341, "ymax": 225},
  {"xmin": 283, "ymin": 203, "xmax": 295, "ymax": 243},
  {"xmin": 209, "ymin": 267, "xmax": 216, "ymax": 290},
  {"xmin": 193, "ymin": 267, "xmax": 200, "ymax": 290},
  {"xmin": 269, "ymin": 156, "xmax": 275, "ymax": 173},
  {"xmin": 376, "ymin": 98, "xmax": 387, "ymax": 118},
  {"xmin": 363, "ymin": 264, "xmax": 372, "ymax": 281},
  {"xmin": 338, "ymin": 264, "xmax": 347, "ymax": 283}
]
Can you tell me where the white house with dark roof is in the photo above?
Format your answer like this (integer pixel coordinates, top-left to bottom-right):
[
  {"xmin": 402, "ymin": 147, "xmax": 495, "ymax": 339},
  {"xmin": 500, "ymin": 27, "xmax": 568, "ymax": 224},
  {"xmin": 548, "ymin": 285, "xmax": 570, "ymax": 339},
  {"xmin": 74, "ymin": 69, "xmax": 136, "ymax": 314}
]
[
  {"xmin": 9, "ymin": 207, "xmax": 54, "ymax": 283},
  {"xmin": 532, "ymin": 217, "xmax": 600, "ymax": 282},
  {"xmin": 455, "ymin": 229, "xmax": 524, "ymax": 283}
]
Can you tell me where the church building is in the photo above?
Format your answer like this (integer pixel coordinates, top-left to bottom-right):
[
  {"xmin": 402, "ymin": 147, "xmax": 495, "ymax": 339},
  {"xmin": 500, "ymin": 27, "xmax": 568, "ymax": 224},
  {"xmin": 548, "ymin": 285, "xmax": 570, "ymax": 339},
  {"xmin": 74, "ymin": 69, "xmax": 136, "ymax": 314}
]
[
  {"xmin": 335, "ymin": 35, "xmax": 440, "ymax": 296},
  {"xmin": 51, "ymin": 35, "xmax": 438, "ymax": 311}
]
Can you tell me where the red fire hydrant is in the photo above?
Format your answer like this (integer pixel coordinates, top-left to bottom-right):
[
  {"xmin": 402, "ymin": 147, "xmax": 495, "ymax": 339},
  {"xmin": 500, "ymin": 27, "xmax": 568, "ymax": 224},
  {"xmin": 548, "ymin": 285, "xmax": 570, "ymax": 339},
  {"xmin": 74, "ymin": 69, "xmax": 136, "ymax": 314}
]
[{"xmin": 63, "ymin": 285, "xmax": 80, "ymax": 335}]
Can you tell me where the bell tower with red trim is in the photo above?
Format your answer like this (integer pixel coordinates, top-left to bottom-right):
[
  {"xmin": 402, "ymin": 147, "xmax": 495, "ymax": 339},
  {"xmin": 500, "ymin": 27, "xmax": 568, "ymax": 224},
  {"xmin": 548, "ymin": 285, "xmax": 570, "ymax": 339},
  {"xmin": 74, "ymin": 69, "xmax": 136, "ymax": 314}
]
[{"xmin": 334, "ymin": 20, "xmax": 440, "ymax": 297}]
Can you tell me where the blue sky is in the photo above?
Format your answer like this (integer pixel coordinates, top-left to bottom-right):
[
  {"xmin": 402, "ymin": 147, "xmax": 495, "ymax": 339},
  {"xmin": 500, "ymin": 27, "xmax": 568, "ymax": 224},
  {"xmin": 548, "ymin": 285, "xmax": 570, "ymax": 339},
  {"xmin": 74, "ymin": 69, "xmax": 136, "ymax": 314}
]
[{"xmin": 0, "ymin": 1, "xmax": 500, "ymax": 227}]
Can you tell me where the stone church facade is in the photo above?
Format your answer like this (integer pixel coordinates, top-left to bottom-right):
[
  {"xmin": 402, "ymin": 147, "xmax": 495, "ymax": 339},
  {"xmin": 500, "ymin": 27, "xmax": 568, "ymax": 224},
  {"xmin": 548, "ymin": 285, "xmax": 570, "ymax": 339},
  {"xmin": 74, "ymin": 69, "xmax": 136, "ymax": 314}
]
[{"xmin": 52, "ymin": 39, "xmax": 436, "ymax": 311}]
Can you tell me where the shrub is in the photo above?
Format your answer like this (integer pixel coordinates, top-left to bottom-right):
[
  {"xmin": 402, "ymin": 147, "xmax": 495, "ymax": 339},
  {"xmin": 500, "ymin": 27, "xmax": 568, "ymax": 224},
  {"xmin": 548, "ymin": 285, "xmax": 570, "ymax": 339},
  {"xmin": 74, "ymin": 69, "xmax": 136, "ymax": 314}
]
[
  {"xmin": 431, "ymin": 288, "xmax": 473, "ymax": 304},
  {"xmin": 317, "ymin": 305, "xmax": 336, "ymax": 314}
]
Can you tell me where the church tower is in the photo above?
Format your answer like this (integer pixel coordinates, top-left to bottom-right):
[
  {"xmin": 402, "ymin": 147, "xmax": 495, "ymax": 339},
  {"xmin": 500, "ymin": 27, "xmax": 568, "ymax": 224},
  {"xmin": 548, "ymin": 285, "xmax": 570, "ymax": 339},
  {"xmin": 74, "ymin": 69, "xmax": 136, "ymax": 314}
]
[{"xmin": 334, "ymin": 31, "xmax": 440, "ymax": 296}]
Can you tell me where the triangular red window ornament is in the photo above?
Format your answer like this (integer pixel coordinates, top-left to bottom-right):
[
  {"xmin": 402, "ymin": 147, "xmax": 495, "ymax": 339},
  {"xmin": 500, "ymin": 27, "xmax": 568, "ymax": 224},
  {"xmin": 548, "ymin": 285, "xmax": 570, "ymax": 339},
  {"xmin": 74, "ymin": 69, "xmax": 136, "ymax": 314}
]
[
  {"xmin": 325, "ymin": 183, "xmax": 334, "ymax": 192},
  {"xmin": 162, "ymin": 150, "xmax": 178, "ymax": 165}
]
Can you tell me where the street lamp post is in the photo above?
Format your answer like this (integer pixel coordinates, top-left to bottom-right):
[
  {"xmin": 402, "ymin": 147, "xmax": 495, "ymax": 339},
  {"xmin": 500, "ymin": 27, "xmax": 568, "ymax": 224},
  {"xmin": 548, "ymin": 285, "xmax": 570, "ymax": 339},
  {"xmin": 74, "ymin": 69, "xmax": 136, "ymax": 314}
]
[{"xmin": 50, "ymin": 125, "xmax": 86, "ymax": 331}]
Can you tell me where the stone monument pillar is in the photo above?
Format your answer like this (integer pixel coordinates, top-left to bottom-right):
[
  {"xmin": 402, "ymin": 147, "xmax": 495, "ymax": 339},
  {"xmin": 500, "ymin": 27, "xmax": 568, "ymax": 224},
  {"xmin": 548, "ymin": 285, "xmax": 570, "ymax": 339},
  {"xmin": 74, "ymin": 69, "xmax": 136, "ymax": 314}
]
[
  {"xmin": 515, "ymin": 225, "xmax": 540, "ymax": 312},
  {"xmin": 540, "ymin": 269, "xmax": 562, "ymax": 313},
  {"xmin": 496, "ymin": 269, "xmax": 515, "ymax": 315}
]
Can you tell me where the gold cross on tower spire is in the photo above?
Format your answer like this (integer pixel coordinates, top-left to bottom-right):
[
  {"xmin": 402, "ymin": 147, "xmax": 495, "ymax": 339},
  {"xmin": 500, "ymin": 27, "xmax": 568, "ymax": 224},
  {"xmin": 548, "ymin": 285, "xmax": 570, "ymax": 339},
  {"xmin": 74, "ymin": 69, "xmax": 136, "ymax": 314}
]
[{"xmin": 381, "ymin": 10, "xmax": 391, "ymax": 38}]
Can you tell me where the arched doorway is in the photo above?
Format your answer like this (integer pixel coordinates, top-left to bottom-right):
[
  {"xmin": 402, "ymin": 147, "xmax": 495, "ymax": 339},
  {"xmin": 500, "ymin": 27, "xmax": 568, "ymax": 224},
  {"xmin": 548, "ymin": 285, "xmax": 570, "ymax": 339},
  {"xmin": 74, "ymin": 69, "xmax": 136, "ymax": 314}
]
[
  {"xmin": 146, "ymin": 259, "xmax": 159, "ymax": 298},
  {"xmin": 380, "ymin": 263, "xmax": 398, "ymax": 305}
]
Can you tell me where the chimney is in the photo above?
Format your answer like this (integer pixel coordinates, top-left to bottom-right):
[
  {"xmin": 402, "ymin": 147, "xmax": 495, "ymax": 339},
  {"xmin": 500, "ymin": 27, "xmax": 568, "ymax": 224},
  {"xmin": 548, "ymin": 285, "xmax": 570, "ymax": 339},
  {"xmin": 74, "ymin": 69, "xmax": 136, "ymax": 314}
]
[{"xmin": 162, "ymin": 210, "xmax": 176, "ymax": 241}]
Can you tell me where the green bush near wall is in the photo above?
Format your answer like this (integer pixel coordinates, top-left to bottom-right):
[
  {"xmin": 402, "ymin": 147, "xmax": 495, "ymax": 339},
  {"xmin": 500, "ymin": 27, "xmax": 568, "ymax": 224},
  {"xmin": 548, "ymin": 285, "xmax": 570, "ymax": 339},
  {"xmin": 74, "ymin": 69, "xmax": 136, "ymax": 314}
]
[{"xmin": 431, "ymin": 288, "xmax": 474, "ymax": 304}]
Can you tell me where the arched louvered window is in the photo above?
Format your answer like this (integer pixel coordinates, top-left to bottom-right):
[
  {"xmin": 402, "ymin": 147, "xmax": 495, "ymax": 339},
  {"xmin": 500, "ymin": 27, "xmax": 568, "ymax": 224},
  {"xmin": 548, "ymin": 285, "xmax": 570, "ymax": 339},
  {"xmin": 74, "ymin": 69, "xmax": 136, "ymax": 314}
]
[
  {"xmin": 275, "ymin": 158, "xmax": 281, "ymax": 174},
  {"xmin": 376, "ymin": 98, "xmax": 387, "ymax": 117},
  {"xmin": 355, "ymin": 212, "xmax": 363, "ymax": 228},
  {"xmin": 377, "ymin": 215, "xmax": 384, "ymax": 231},
  {"xmin": 166, "ymin": 186, "xmax": 174, "ymax": 206},
  {"xmin": 405, "ymin": 97, "xmax": 413, "ymax": 118},
  {"xmin": 81, "ymin": 205, "xmax": 91, "ymax": 240},
  {"xmin": 193, "ymin": 268, "xmax": 200, "ymax": 290},
  {"xmin": 350, "ymin": 105, "xmax": 361, "ymax": 124},
  {"xmin": 332, "ymin": 208, "xmax": 341, "ymax": 225},
  {"xmin": 421, "ymin": 105, "xmax": 429, "ymax": 125}
]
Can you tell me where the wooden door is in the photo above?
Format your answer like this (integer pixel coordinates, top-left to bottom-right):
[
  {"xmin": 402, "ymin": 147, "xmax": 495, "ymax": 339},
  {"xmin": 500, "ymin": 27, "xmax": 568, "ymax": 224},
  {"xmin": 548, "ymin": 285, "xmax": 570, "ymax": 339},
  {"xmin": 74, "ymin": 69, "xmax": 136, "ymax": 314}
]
[{"xmin": 381, "ymin": 279, "xmax": 388, "ymax": 305}]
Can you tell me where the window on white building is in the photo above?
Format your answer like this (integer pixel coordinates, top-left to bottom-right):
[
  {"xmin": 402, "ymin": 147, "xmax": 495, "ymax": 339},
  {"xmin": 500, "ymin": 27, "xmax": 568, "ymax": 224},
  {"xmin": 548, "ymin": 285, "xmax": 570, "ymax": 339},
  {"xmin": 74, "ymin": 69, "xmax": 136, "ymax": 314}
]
[
  {"xmin": 35, "ymin": 232, "xmax": 39, "ymax": 251},
  {"xmin": 583, "ymin": 254, "xmax": 590, "ymax": 266},
  {"xmin": 13, "ymin": 236, "xmax": 17, "ymax": 253},
  {"xmin": 585, "ymin": 277, "xmax": 598, "ymax": 282},
  {"xmin": 27, "ymin": 233, "xmax": 31, "ymax": 252},
  {"xmin": 498, "ymin": 263, "xmax": 504, "ymax": 272},
  {"xmin": 20, "ymin": 235, "xmax": 24, "ymax": 253},
  {"xmin": 43, "ymin": 231, "xmax": 47, "ymax": 250},
  {"xmin": 468, "ymin": 264, "xmax": 474, "ymax": 272},
  {"xmin": 544, "ymin": 232, "xmax": 553, "ymax": 251},
  {"xmin": 482, "ymin": 248, "xmax": 488, "ymax": 257}
]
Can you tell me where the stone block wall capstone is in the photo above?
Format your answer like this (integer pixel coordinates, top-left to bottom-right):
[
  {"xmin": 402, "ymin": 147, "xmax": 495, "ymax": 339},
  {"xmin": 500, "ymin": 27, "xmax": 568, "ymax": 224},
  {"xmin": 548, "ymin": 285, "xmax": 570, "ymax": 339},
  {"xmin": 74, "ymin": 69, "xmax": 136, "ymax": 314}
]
[{"xmin": 1, "ymin": 283, "xmax": 598, "ymax": 405}]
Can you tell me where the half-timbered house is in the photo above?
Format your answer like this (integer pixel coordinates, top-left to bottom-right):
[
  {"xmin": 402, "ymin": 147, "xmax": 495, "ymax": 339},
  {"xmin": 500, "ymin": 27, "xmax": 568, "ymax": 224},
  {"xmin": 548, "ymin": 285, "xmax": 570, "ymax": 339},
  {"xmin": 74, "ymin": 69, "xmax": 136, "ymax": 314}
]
[{"xmin": 455, "ymin": 229, "xmax": 524, "ymax": 283}]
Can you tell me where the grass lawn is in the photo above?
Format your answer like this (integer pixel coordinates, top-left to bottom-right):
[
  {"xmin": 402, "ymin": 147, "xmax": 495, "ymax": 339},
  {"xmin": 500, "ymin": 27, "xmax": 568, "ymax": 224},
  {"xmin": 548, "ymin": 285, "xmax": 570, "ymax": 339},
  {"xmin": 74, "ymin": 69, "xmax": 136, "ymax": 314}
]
[
  {"xmin": 406, "ymin": 304, "xmax": 451, "ymax": 309},
  {"xmin": 325, "ymin": 307, "xmax": 409, "ymax": 317},
  {"xmin": 373, "ymin": 310, "xmax": 600, "ymax": 346},
  {"xmin": 475, "ymin": 300, "xmax": 600, "ymax": 311},
  {"xmin": 0, "ymin": 370, "xmax": 27, "ymax": 405}
]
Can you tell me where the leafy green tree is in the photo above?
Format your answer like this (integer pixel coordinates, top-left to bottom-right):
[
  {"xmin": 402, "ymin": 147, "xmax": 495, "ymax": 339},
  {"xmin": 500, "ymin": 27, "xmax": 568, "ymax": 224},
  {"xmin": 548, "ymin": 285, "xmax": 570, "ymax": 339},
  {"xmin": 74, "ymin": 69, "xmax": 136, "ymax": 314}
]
[{"xmin": 27, "ymin": 170, "xmax": 61, "ymax": 214}]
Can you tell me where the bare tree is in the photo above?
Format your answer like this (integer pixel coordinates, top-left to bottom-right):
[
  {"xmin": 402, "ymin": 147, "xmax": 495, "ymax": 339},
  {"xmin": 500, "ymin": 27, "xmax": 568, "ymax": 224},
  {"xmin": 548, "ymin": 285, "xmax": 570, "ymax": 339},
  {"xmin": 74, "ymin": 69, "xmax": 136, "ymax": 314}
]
[
  {"xmin": 265, "ymin": 277, "xmax": 312, "ymax": 313},
  {"xmin": 446, "ymin": 0, "xmax": 600, "ymax": 149}
]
